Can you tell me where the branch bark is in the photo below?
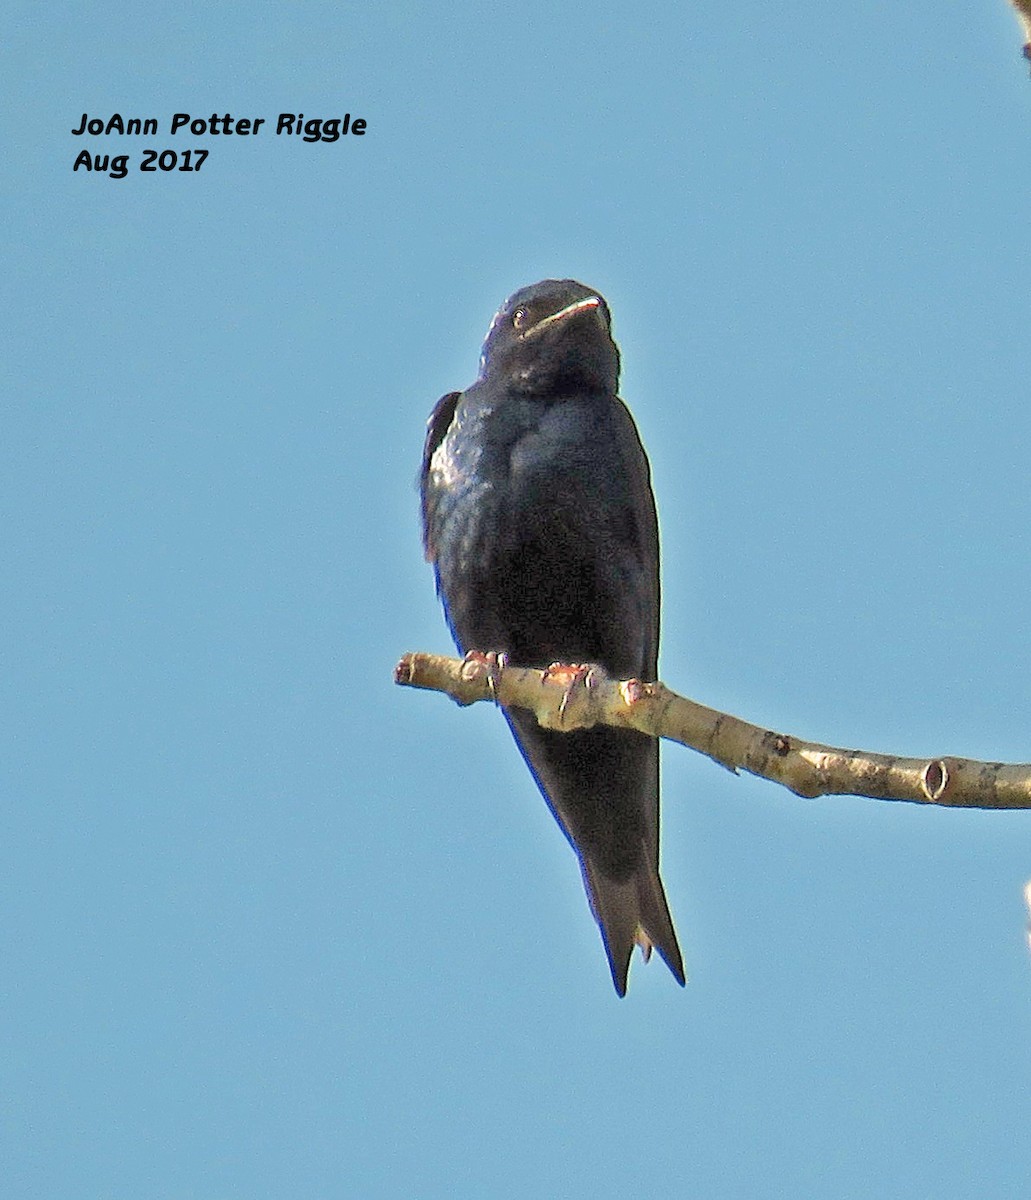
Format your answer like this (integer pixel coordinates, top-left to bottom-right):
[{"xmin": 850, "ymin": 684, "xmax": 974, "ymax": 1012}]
[{"xmin": 395, "ymin": 651, "xmax": 1031, "ymax": 810}]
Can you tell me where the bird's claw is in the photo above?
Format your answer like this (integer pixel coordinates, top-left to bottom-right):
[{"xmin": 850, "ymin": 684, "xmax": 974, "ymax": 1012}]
[
  {"xmin": 542, "ymin": 661, "xmax": 598, "ymax": 724},
  {"xmin": 462, "ymin": 650, "xmax": 507, "ymax": 701}
]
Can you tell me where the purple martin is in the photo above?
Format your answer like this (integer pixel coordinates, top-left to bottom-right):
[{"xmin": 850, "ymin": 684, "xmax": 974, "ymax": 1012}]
[{"xmin": 420, "ymin": 279, "xmax": 684, "ymax": 996}]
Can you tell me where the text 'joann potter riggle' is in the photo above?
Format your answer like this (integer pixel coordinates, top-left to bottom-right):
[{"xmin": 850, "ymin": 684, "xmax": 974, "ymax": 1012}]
[{"xmin": 71, "ymin": 112, "xmax": 367, "ymax": 142}]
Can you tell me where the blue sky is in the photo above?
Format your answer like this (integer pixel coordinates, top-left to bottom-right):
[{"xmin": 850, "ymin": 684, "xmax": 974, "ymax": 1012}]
[{"xmin": 4, "ymin": 3, "xmax": 1031, "ymax": 1196}]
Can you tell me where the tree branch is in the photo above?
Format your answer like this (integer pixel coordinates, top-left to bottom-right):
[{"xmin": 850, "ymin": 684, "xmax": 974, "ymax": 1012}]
[{"xmin": 395, "ymin": 651, "xmax": 1031, "ymax": 810}]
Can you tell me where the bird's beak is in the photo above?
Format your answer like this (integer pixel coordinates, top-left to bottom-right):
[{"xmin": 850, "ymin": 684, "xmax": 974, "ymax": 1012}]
[{"xmin": 523, "ymin": 295, "xmax": 602, "ymax": 340}]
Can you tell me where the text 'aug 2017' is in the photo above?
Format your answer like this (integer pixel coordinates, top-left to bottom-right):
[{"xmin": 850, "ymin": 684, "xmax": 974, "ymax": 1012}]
[{"xmin": 70, "ymin": 111, "xmax": 367, "ymax": 179}]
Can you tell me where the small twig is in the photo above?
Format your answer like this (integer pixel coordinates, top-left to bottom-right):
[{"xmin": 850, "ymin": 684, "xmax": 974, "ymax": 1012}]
[{"xmin": 395, "ymin": 651, "xmax": 1031, "ymax": 810}]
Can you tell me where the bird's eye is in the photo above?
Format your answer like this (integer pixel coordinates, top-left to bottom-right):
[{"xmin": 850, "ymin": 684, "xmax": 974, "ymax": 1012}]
[{"xmin": 512, "ymin": 307, "xmax": 530, "ymax": 329}]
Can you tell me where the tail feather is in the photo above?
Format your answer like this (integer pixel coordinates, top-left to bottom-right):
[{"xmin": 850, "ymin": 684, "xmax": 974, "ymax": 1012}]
[
  {"xmin": 582, "ymin": 850, "xmax": 685, "ymax": 997},
  {"xmin": 503, "ymin": 712, "xmax": 684, "ymax": 995}
]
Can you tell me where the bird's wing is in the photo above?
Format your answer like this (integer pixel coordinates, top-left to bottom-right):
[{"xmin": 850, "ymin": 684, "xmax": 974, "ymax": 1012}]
[
  {"xmin": 606, "ymin": 397, "xmax": 662, "ymax": 867},
  {"xmin": 420, "ymin": 391, "xmax": 461, "ymax": 561},
  {"xmin": 610, "ymin": 396, "xmax": 661, "ymax": 681}
]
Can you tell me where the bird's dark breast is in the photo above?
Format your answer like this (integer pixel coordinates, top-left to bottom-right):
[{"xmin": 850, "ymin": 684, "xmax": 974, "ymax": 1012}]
[
  {"xmin": 431, "ymin": 392, "xmax": 656, "ymax": 882},
  {"xmin": 483, "ymin": 515, "xmax": 634, "ymax": 674},
  {"xmin": 439, "ymin": 393, "xmax": 649, "ymax": 677}
]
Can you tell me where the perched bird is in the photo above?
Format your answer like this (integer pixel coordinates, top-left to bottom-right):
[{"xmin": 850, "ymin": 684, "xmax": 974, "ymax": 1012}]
[{"xmin": 420, "ymin": 279, "xmax": 684, "ymax": 995}]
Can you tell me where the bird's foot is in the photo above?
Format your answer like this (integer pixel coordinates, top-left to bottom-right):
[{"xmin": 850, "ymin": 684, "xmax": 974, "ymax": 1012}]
[
  {"xmin": 541, "ymin": 661, "xmax": 600, "ymax": 725},
  {"xmin": 461, "ymin": 650, "xmax": 507, "ymax": 701}
]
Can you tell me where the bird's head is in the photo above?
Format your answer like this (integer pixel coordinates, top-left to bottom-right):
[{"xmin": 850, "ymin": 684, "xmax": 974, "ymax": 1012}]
[{"xmin": 478, "ymin": 279, "xmax": 620, "ymax": 395}]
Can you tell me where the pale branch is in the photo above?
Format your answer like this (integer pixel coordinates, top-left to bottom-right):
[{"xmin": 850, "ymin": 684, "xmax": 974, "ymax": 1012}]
[{"xmin": 394, "ymin": 651, "xmax": 1031, "ymax": 810}]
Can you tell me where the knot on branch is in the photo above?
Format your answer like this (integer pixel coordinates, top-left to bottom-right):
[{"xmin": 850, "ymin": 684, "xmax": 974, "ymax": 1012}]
[{"xmin": 921, "ymin": 759, "xmax": 950, "ymax": 802}]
